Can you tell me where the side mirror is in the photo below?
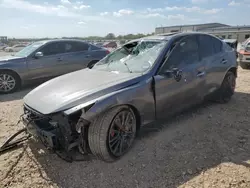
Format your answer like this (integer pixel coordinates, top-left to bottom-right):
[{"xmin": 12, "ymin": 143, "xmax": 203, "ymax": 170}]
[{"xmin": 34, "ymin": 52, "xmax": 43, "ymax": 58}]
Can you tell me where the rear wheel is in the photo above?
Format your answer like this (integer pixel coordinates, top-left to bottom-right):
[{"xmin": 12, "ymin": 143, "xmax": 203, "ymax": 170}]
[
  {"xmin": 0, "ymin": 70, "xmax": 21, "ymax": 94},
  {"xmin": 214, "ymin": 71, "xmax": 236, "ymax": 103},
  {"xmin": 88, "ymin": 106, "xmax": 137, "ymax": 162}
]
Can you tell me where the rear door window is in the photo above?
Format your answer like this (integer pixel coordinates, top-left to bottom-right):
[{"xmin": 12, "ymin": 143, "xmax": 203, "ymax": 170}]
[
  {"xmin": 198, "ymin": 35, "xmax": 214, "ymax": 59},
  {"xmin": 211, "ymin": 37, "xmax": 222, "ymax": 53},
  {"xmin": 64, "ymin": 41, "xmax": 89, "ymax": 52}
]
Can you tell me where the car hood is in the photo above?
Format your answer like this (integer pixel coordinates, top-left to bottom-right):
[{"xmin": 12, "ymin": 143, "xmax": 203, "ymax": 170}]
[
  {"xmin": 0, "ymin": 55, "xmax": 25, "ymax": 63},
  {"xmin": 24, "ymin": 68, "xmax": 141, "ymax": 115}
]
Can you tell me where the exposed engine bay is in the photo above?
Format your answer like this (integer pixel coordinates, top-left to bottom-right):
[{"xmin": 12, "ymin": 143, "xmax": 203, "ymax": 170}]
[{"xmin": 22, "ymin": 104, "xmax": 90, "ymax": 162}]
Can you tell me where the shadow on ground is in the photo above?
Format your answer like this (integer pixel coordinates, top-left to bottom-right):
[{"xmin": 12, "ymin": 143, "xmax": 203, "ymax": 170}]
[
  {"xmin": 26, "ymin": 91, "xmax": 250, "ymax": 187},
  {"xmin": 0, "ymin": 80, "xmax": 46, "ymax": 102}
]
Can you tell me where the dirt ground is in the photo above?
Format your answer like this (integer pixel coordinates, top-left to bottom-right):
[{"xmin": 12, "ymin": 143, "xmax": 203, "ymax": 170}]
[{"xmin": 0, "ymin": 66, "xmax": 250, "ymax": 188}]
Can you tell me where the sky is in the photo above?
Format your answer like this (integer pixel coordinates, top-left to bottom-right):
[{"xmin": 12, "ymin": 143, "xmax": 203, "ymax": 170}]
[{"xmin": 0, "ymin": 0, "xmax": 250, "ymax": 38}]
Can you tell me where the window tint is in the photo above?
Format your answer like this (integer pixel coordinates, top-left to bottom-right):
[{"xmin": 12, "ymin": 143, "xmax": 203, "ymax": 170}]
[
  {"xmin": 212, "ymin": 37, "xmax": 222, "ymax": 54},
  {"xmin": 41, "ymin": 42, "xmax": 65, "ymax": 56},
  {"xmin": 161, "ymin": 35, "xmax": 199, "ymax": 71},
  {"xmin": 63, "ymin": 42, "xmax": 89, "ymax": 52},
  {"xmin": 198, "ymin": 35, "xmax": 214, "ymax": 58},
  {"xmin": 90, "ymin": 44, "xmax": 101, "ymax": 50},
  {"xmin": 73, "ymin": 42, "xmax": 89, "ymax": 51}
]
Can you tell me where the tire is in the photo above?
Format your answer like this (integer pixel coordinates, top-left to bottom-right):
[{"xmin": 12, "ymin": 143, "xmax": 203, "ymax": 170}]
[
  {"xmin": 214, "ymin": 71, "xmax": 236, "ymax": 103},
  {"xmin": 239, "ymin": 62, "xmax": 249, "ymax": 69},
  {"xmin": 0, "ymin": 70, "xmax": 21, "ymax": 94},
  {"xmin": 88, "ymin": 105, "xmax": 137, "ymax": 162},
  {"xmin": 87, "ymin": 60, "xmax": 99, "ymax": 69}
]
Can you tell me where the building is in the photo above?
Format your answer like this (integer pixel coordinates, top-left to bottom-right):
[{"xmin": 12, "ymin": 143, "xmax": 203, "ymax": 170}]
[
  {"xmin": 0, "ymin": 36, "xmax": 8, "ymax": 43},
  {"xmin": 155, "ymin": 23, "xmax": 250, "ymax": 42}
]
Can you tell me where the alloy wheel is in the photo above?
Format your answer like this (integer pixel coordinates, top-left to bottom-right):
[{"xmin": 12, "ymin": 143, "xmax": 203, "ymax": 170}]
[
  {"xmin": 0, "ymin": 74, "xmax": 16, "ymax": 92},
  {"xmin": 108, "ymin": 109, "xmax": 136, "ymax": 157}
]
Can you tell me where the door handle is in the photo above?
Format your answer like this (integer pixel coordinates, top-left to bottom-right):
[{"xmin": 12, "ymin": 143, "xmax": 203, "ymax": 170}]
[
  {"xmin": 197, "ymin": 71, "xmax": 205, "ymax": 77},
  {"xmin": 221, "ymin": 59, "xmax": 227, "ymax": 64}
]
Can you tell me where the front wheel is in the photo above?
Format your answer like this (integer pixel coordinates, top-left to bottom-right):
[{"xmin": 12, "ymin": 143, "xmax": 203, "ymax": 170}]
[{"xmin": 88, "ymin": 106, "xmax": 137, "ymax": 162}]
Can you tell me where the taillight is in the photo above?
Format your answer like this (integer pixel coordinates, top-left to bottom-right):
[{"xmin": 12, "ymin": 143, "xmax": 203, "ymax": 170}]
[{"xmin": 106, "ymin": 50, "xmax": 110, "ymax": 54}]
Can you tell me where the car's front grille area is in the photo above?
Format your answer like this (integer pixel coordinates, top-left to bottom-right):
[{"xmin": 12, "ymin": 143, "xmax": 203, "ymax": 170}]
[
  {"xmin": 24, "ymin": 104, "xmax": 44, "ymax": 121},
  {"xmin": 23, "ymin": 104, "xmax": 55, "ymax": 131}
]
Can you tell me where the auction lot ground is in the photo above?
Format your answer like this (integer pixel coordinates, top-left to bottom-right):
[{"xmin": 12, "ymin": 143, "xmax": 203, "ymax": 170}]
[{"xmin": 0, "ymin": 51, "xmax": 250, "ymax": 188}]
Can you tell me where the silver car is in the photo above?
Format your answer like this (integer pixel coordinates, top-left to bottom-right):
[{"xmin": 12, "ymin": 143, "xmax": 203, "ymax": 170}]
[
  {"xmin": 0, "ymin": 39, "xmax": 109, "ymax": 93},
  {"xmin": 4, "ymin": 44, "xmax": 27, "ymax": 52}
]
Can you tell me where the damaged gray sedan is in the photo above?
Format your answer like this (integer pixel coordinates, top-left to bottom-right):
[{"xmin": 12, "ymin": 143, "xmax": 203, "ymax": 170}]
[{"xmin": 22, "ymin": 33, "xmax": 237, "ymax": 162}]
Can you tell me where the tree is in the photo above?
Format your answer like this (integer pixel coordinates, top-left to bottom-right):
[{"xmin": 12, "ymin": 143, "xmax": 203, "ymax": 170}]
[{"xmin": 105, "ymin": 33, "xmax": 116, "ymax": 39}]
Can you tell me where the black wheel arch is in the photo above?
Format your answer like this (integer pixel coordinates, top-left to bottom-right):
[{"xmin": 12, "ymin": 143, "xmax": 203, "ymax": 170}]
[
  {"xmin": 228, "ymin": 67, "xmax": 237, "ymax": 77},
  {"xmin": 87, "ymin": 60, "xmax": 99, "ymax": 68}
]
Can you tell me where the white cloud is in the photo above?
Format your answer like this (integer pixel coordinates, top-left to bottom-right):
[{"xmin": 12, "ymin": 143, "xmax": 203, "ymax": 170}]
[
  {"xmin": 203, "ymin": 8, "xmax": 222, "ymax": 14},
  {"xmin": 20, "ymin": 24, "xmax": 36, "ymax": 29},
  {"xmin": 191, "ymin": 0, "xmax": 208, "ymax": 4},
  {"xmin": 73, "ymin": 4, "xmax": 91, "ymax": 10},
  {"xmin": 228, "ymin": 1, "xmax": 241, "ymax": 6},
  {"xmin": 0, "ymin": 0, "xmax": 79, "ymax": 18},
  {"xmin": 76, "ymin": 1, "xmax": 83, "ymax": 4},
  {"xmin": 113, "ymin": 9, "xmax": 134, "ymax": 17},
  {"xmin": 77, "ymin": 21, "xmax": 86, "ymax": 24},
  {"xmin": 165, "ymin": 6, "xmax": 222, "ymax": 14},
  {"xmin": 146, "ymin": 8, "xmax": 164, "ymax": 12},
  {"xmin": 100, "ymin": 12, "xmax": 109, "ymax": 16},
  {"xmin": 61, "ymin": 0, "xmax": 71, "ymax": 5},
  {"xmin": 141, "ymin": 13, "xmax": 166, "ymax": 18},
  {"xmin": 167, "ymin": 14, "xmax": 186, "ymax": 20}
]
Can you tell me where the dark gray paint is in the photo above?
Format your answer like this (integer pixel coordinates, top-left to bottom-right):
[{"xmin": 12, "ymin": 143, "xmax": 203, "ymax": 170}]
[{"xmin": 23, "ymin": 33, "xmax": 237, "ymax": 127}]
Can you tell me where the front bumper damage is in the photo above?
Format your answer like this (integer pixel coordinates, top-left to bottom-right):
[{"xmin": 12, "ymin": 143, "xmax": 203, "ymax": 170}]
[{"xmin": 21, "ymin": 104, "xmax": 91, "ymax": 162}]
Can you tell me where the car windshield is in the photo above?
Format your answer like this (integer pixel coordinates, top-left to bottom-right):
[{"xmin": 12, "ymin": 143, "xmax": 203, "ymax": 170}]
[
  {"xmin": 14, "ymin": 41, "xmax": 45, "ymax": 57},
  {"xmin": 92, "ymin": 41, "xmax": 166, "ymax": 73}
]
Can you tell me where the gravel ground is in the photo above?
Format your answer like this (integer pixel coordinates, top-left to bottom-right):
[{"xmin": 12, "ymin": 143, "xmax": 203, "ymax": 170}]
[{"xmin": 0, "ymin": 52, "xmax": 250, "ymax": 187}]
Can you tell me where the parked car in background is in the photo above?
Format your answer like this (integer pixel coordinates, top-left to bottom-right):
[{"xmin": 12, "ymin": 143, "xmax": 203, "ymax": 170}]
[
  {"xmin": 0, "ymin": 44, "xmax": 8, "ymax": 51},
  {"xmin": 5, "ymin": 44, "xmax": 27, "ymax": 52},
  {"xmin": 95, "ymin": 42, "xmax": 104, "ymax": 47},
  {"xmin": 103, "ymin": 41, "xmax": 117, "ymax": 48},
  {"xmin": 238, "ymin": 38, "xmax": 250, "ymax": 69},
  {"xmin": 0, "ymin": 39, "xmax": 109, "ymax": 93},
  {"xmin": 22, "ymin": 32, "xmax": 237, "ymax": 162}
]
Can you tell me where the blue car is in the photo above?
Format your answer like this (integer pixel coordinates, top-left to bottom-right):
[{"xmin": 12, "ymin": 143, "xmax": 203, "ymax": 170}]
[
  {"xmin": 22, "ymin": 32, "xmax": 237, "ymax": 162},
  {"xmin": 0, "ymin": 39, "xmax": 109, "ymax": 93}
]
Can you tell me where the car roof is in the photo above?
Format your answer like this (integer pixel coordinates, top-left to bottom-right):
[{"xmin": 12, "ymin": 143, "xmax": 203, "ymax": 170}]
[
  {"xmin": 127, "ymin": 32, "xmax": 219, "ymax": 44},
  {"xmin": 35, "ymin": 39, "xmax": 89, "ymax": 44}
]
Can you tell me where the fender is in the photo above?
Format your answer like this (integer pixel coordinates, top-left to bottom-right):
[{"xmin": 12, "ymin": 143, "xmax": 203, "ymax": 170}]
[
  {"xmin": 219, "ymin": 66, "xmax": 237, "ymax": 86},
  {"xmin": 63, "ymin": 77, "xmax": 156, "ymax": 126}
]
